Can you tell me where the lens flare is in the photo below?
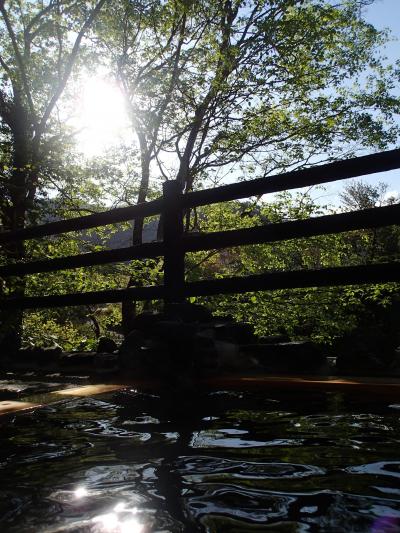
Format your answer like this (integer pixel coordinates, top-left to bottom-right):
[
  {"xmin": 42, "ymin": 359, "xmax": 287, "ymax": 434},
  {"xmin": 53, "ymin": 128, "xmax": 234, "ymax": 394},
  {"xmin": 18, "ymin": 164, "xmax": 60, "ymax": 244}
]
[{"xmin": 371, "ymin": 516, "xmax": 400, "ymax": 532}]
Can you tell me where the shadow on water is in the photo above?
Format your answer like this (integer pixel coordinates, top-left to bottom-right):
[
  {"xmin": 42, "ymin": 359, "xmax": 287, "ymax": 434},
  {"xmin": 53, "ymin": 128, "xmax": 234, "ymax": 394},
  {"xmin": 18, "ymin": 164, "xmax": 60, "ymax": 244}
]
[{"xmin": 0, "ymin": 386, "xmax": 399, "ymax": 532}]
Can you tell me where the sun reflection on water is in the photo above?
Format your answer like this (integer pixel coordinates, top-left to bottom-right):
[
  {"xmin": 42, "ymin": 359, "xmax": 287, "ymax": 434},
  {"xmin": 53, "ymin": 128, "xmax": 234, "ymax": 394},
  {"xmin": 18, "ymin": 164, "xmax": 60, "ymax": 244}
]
[
  {"xmin": 74, "ymin": 486, "xmax": 89, "ymax": 499},
  {"xmin": 91, "ymin": 501, "xmax": 144, "ymax": 532},
  {"xmin": 71, "ymin": 486, "xmax": 145, "ymax": 532}
]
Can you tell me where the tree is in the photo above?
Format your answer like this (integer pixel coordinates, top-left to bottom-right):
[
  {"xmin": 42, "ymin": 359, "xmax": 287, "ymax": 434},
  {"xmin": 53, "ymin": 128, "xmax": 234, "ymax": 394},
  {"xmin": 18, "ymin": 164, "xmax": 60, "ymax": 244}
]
[
  {"xmin": 101, "ymin": 0, "xmax": 399, "ymax": 203},
  {"xmin": 95, "ymin": 0, "xmax": 400, "ymax": 333},
  {"xmin": 339, "ymin": 180, "xmax": 398, "ymax": 211},
  {"xmin": 1, "ymin": 0, "xmax": 399, "ymax": 348},
  {"xmin": 340, "ymin": 180, "xmax": 400, "ymax": 264},
  {"xmin": 0, "ymin": 0, "xmax": 108, "ymax": 235},
  {"xmin": 0, "ymin": 0, "xmax": 107, "ymax": 346}
]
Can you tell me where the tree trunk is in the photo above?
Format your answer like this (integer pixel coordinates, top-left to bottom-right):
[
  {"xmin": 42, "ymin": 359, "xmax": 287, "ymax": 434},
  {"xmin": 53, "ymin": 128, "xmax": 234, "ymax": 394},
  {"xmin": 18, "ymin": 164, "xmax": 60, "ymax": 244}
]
[
  {"xmin": 121, "ymin": 148, "xmax": 151, "ymax": 336},
  {"xmin": 0, "ymin": 127, "xmax": 31, "ymax": 352}
]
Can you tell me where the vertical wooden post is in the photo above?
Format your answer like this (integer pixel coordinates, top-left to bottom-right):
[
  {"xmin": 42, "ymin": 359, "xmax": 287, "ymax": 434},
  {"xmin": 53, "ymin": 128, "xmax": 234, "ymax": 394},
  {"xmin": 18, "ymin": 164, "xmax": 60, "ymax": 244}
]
[{"xmin": 162, "ymin": 180, "xmax": 185, "ymax": 308}]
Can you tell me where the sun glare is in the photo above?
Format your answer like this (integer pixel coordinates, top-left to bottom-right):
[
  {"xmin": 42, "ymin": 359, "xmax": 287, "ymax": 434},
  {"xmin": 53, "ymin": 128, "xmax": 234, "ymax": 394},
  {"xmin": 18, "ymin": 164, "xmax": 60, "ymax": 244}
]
[
  {"xmin": 74, "ymin": 77, "xmax": 129, "ymax": 157},
  {"xmin": 91, "ymin": 505, "xmax": 144, "ymax": 532},
  {"xmin": 74, "ymin": 486, "xmax": 88, "ymax": 499}
]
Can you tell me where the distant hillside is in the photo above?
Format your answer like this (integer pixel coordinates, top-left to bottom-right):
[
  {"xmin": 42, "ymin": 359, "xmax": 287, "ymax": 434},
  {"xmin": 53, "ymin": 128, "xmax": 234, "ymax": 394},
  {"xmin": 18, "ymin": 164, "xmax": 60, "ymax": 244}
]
[
  {"xmin": 99, "ymin": 219, "xmax": 159, "ymax": 248},
  {"xmin": 78, "ymin": 218, "xmax": 159, "ymax": 250}
]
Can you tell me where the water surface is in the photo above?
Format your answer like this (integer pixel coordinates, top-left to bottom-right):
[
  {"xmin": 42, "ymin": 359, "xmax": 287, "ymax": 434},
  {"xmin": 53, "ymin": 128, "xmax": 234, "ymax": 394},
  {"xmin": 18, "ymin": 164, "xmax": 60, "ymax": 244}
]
[{"xmin": 0, "ymin": 386, "xmax": 399, "ymax": 532}]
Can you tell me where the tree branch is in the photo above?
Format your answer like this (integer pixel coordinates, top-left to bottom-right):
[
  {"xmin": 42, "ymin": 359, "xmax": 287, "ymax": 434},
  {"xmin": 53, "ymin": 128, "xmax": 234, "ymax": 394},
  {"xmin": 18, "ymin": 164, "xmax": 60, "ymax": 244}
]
[
  {"xmin": 0, "ymin": 1, "xmax": 38, "ymax": 128},
  {"xmin": 38, "ymin": 0, "xmax": 108, "ymax": 136}
]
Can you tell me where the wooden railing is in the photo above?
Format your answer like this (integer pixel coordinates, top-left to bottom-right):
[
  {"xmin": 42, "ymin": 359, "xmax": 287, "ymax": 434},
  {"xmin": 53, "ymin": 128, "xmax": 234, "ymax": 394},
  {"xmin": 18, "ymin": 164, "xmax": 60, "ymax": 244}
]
[{"xmin": 0, "ymin": 148, "xmax": 400, "ymax": 310}]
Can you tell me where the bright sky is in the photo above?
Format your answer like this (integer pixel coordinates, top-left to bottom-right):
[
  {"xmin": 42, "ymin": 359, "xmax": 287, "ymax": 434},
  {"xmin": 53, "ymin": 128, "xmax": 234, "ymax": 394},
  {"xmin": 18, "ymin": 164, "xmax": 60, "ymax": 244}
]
[
  {"xmin": 73, "ymin": 76, "xmax": 130, "ymax": 157},
  {"xmin": 321, "ymin": 0, "xmax": 400, "ymax": 204}
]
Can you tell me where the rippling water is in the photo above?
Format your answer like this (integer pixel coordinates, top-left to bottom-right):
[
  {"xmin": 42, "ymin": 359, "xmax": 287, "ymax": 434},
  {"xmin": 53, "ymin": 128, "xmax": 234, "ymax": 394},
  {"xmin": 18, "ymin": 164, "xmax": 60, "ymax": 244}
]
[{"xmin": 0, "ymin": 388, "xmax": 399, "ymax": 532}]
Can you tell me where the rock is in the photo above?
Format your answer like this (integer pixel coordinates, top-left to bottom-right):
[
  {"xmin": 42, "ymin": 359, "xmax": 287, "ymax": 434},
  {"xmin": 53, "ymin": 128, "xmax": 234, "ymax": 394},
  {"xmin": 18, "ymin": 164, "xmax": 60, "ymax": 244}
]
[
  {"xmin": 119, "ymin": 309, "xmax": 264, "ymax": 379},
  {"xmin": 16, "ymin": 347, "xmax": 35, "ymax": 362},
  {"xmin": 0, "ymin": 381, "xmax": 63, "ymax": 401},
  {"xmin": 15, "ymin": 345, "xmax": 59, "ymax": 363},
  {"xmin": 118, "ymin": 329, "xmax": 171, "ymax": 377},
  {"xmin": 0, "ymin": 330, "xmax": 21, "ymax": 355},
  {"xmin": 336, "ymin": 351, "xmax": 386, "ymax": 376},
  {"xmin": 37, "ymin": 347, "xmax": 62, "ymax": 368},
  {"xmin": 194, "ymin": 333, "xmax": 215, "ymax": 348},
  {"xmin": 119, "ymin": 319, "xmax": 210, "ymax": 378},
  {"xmin": 59, "ymin": 352, "xmax": 96, "ymax": 369},
  {"xmin": 390, "ymin": 346, "xmax": 400, "ymax": 375},
  {"xmin": 334, "ymin": 326, "xmax": 396, "ymax": 376},
  {"xmin": 123, "ymin": 328, "xmax": 148, "ymax": 349},
  {"xmin": 127, "ymin": 304, "xmax": 212, "ymax": 336},
  {"xmin": 213, "ymin": 340, "xmax": 258, "ymax": 372},
  {"xmin": 196, "ymin": 327, "xmax": 215, "ymax": 340},
  {"xmin": 258, "ymin": 334, "xmax": 290, "ymax": 344},
  {"xmin": 214, "ymin": 322, "xmax": 255, "ymax": 344},
  {"xmin": 165, "ymin": 302, "xmax": 213, "ymax": 323},
  {"xmin": 118, "ymin": 329, "xmax": 147, "ymax": 371},
  {"xmin": 215, "ymin": 340, "xmax": 239, "ymax": 369},
  {"xmin": 97, "ymin": 336, "xmax": 118, "ymax": 353},
  {"xmin": 194, "ymin": 350, "xmax": 219, "ymax": 375},
  {"xmin": 131, "ymin": 312, "xmax": 165, "ymax": 333},
  {"xmin": 213, "ymin": 314, "xmax": 234, "ymax": 323},
  {"xmin": 242, "ymin": 341, "xmax": 326, "ymax": 373},
  {"xmin": 153, "ymin": 320, "xmax": 197, "ymax": 342},
  {"xmin": 94, "ymin": 353, "xmax": 119, "ymax": 374}
]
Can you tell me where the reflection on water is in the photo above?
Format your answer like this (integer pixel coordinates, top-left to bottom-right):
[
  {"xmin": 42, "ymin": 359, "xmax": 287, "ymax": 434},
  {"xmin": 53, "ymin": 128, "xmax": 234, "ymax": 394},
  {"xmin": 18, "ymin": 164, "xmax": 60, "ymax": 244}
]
[
  {"xmin": 91, "ymin": 501, "xmax": 144, "ymax": 533},
  {"xmin": 75, "ymin": 486, "xmax": 89, "ymax": 499},
  {"xmin": 0, "ymin": 388, "xmax": 399, "ymax": 531}
]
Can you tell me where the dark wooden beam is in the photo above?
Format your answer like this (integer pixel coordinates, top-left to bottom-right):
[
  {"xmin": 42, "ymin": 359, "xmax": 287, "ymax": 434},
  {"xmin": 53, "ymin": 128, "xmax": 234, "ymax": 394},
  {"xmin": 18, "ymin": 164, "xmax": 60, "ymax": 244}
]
[
  {"xmin": 1, "ymin": 149, "xmax": 399, "ymax": 245},
  {"xmin": 182, "ymin": 262, "xmax": 400, "ymax": 297},
  {"xmin": 183, "ymin": 204, "xmax": 400, "ymax": 252},
  {"xmin": 1, "ymin": 262, "xmax": 398, "ymax": 310},
  {"xmin": 0, "ymin": 198, "xmax": 163, "ymax": 244},
  {"xmin": 0, "ymin": 242, "xmax": 164, "ymax": 277},
  {"xmin": 183, "ymin": 148, "xmax": 400, "ymax": 208},
  {"xmin": 2, "ymin": 204, "xmax": 397, "ymax": 277},
  {"xmin": 0, "ymin": 284, "xmax": 165, "ymax": 310}
]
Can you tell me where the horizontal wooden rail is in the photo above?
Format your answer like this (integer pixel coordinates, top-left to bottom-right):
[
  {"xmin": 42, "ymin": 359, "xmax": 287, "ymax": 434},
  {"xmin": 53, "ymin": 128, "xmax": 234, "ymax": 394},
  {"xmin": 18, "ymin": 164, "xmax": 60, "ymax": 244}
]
[
  {"xmin": 183, "ymin": 203, "xmax": 400, "ymax": 252},
  {"xmin": 0, "ymin": 242, "xmax": 163, "ymax": 277},
  {"xmin": 0, "ymin": 285, "xmax": 165, "ymax": 310},
  {"xmin": 0, "ymin": 198, "xmax": 163, "ymax": 245},
  {"xmin": 183, "ymin": 148, "xmax": 400, "ymax": 208},
  {"xmin": 0, "ymin": 148, "xmax": 399, "ymax": 246},
  {"xmin": 0, "ymin": 204, "xmax": 398, "ymax": 277},
  {"xmin": 0, "ymin": 149, "xmax": 399, "ymax": 316},
  {"xmin": 1, "ymin": 262, "xmax": 398, "ymax": 310},
  {"xmin": 183, "ymin": 262, "xmax": 400, "ymax": 297}
]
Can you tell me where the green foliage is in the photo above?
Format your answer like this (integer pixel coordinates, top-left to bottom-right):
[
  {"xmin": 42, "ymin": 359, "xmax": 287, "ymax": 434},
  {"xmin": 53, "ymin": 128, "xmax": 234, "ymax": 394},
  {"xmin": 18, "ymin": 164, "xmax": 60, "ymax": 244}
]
[
  {"xmin": 186, "ymin": 190, "xmax": 400, "ymax": 344},
  {"xmin": 0, "ymin": 1, "xmax": 399, "ymax": 349}
]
